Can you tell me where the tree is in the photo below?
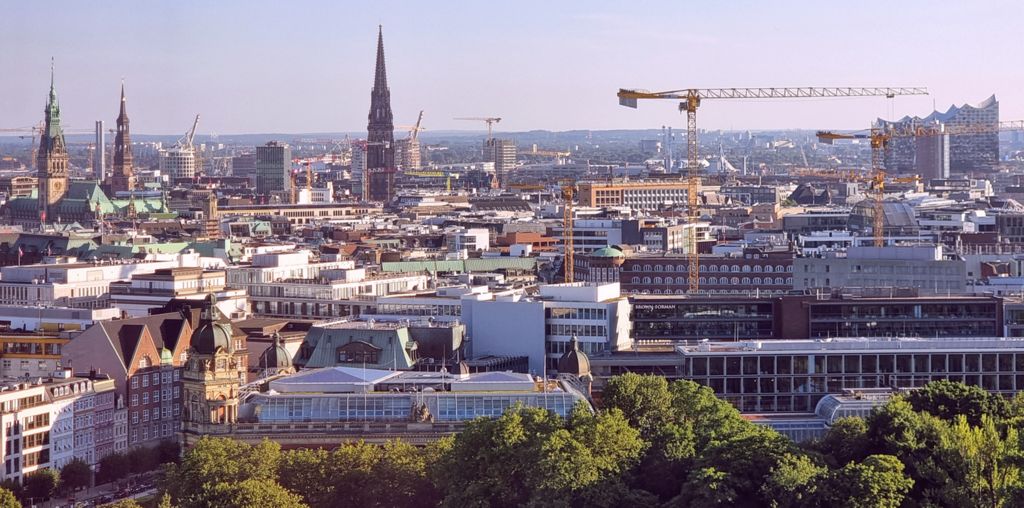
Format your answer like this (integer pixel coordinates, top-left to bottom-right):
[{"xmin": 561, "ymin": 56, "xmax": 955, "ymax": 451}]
[
  {"xmin": 865, "ymin": 398, "xmax": 955, "ymax": 505},
  {"xmin": 277, "ymin": 448, "xmax": 334, "ymax": 507},
  {"xmin": 0, "ymin": 487, "xmax": 19, "ymax": 508},
  {"xmin": 163, "ymin": 437, "xmax": 281, "ymax": 508},
  {"xmin": 0, "ymin": 480, "xmax": 21, "ymax": 503},
  {"xmin": 98, "ymin": 452, "xmax": 132, "ymax": 484},
  {"xmin": 158, "ymin": 492, "xmax": 174, "ymax": 508},
  {"xmin": 600, "ymin": 373, "xmax": 673, "ymax": 438},
  {"xmin": 205, "ymin": 479, "xmax": 306, "ymax": 508},
  {"xmin": 761, "ymin": 453, "xmax": 824, "ymax": 508},
  {"xmin": 814, "ymin": 417, "xmax": 869, "ymax": 466},
  {"xmin": 23, "ymin": 468, "xmax": 59, "ymax": 502},
  {"xmin": 943, "ymin": 414, "xmax": 1022, "ymax": 508},
  {"xmin": 813, "ymin": 454, "xmax": 913, "ymax": 508},
  {"xmin": 669, "ymin": 380, "xmax": 751, "ymax": 452},
  {"xmin": 434, "ymin": 405, "xmax": 645, "ymax": 508},
  {"xmin": 157, "ymin": 439, "xmax": 182, "ymax": 464},
  {"xmin": 675, "ymin": 426, "xmax": 794, "ymax": 508},
  {"xmin": 906, "ymin": 380, "xmax": 1009, "ymax": 425},
  {"xmin": 60, "ymin": 457, "xmax": 92, "ymax": 493}
]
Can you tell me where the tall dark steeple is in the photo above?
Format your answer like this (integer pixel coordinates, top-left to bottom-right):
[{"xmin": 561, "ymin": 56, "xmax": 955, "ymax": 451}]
[
  {"xmin": 109, "ymin": 81, "xmax": 136, "ymax": 194},
  {"xmin": 38, "ymin": 61, "xmax": 69, "ymax": 223},
  {"xmin": 365, "ymin": 25, "xmax": 396, "ymax": 202}
]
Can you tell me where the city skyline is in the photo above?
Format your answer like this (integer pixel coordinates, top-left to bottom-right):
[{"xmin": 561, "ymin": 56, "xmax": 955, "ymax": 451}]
[{"xmin": 2, "ymin": 1, "xmax": 1023, "ymax": 135}]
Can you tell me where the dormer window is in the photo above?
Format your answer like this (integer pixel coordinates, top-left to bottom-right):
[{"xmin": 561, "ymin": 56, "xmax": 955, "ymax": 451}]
[{"xmin": 139, "ymin": 356, "xmax": 151, "ymax": 369}]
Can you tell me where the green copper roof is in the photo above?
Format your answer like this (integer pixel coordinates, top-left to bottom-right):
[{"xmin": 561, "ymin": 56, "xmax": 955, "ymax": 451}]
[{"xmin": 590, "ymin": 247, "xmax": 625, "ymax": 258}]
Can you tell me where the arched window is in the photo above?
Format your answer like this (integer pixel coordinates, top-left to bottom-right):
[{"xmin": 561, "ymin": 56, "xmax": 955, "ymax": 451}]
[
  {"xmin": 665, "ymin": 277, "xmax": 674, "ymax": 285},
  {"xmin": 698, "ymin": 277, "xmax": 706, "ymax": 285},
  {"xmin": 742, "ymin": 265, "xmax": 751, "ymax": 273},
  {"xmin": 644, "ymin": 265, "xmax": 653, "ymax": 272},
  {"xmin": 632, "ymin": 277, "xmax": 640, "ymax": 283},
  {"xmin": 787, "ymin": 277, "xmax": 794, "ymax": 285},
  {"xmin": 787, "ymin": 266, "xmax": 794, "ymax": 272},
  {"xmin": 765, "ymin": 265, "xmax": 774, "ymax": 273},
  {"xmin": 754, "ymin": 265, "xmax": 762, "ymax": 272},
  {"xmin": 775, "ymin": 277, "xmax": 784, "ymax": 285},
  {"xmin": 654, "ymin": 277, "xmax": 663, "ymax": 284},
  {"xmin": 699, "ymin": 265, "xmax": 707, "ymax": 272},
  {"xmin": 731, "ymin": 277, "xmax": 739, "ymax": 285},
  {"xmin": 742, "ymin": 277, "xmax": 750, "ymax": 285},
  {"xmin": 775, "ymin": 265, "xmax": 785, "ymax": 273},
  {"xmin": 675, "ymin": 289, "xmax": 685, "ymax": 295},
  {"xmin": 731, "ymin": 265, "xmax": 741, "ymax": 273},
  {"xmin": 653, "ymin": 289, "xmax": 662, "ymax": 295},
  {"xmin": 654, "ymin": 265, "xmax": 663, "ymax": 272},
  {"xmin": 753, "ymin": 277, "xmax": 762, "ymax": 285},
  {"xmin": 643, "ymin": 277, "xmax": 651, "ymax": 284},
  {"xmin": 709, "ymin": 265, "xmax": 718, "ymax": 272}
]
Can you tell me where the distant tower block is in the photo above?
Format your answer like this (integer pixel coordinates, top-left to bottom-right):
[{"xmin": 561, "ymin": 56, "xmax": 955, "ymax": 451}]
[{"xmin": 94, "ymin": 121, "xmax": 105, "ymax": 179}]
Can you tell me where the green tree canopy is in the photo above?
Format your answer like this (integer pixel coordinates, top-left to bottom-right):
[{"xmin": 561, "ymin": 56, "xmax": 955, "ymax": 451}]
[
  {"xmin": 205, "ymin": 479, "xmax": 306, "ymax": 508},
  {"xmin": 906, "ymin": 380, "xmax": 1009, "ymax": 425},
  {"xmin": 60, "ymin": 457, "xmax": 92, "ymax": 493},
  {"xmin": 23, "ymin": 468, "xmax": 59, "ymax": 501},
  {"xmin": 813, "ymin": 454, "xmax": 913, "ymax": 508},
  {"xmin": 163, "ymin": 437, "xmax": 281, "ymax": 508},
  {"xmin": 0, "ymin": 487, "xmax": 19, "ymax": 508}
]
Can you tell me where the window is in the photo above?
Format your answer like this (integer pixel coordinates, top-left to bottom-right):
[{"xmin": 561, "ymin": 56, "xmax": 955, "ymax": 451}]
[
  {"xmin": 139, "ymin": 356, "xmax": 151, "ymax": 369},
  {"xmin": 142, "ymin": 376, "xmax": 149, "ymax": 388},
  {"xmin": 632, "ymin": 277, "xmax": 640, "ymax": 283},
  {"xmin": 152, "ymin": 373, "xmax": 160, "ymax": 385},
  {"xmin": 153, "ymin": 391, "xmax": 160, "ymax": 403},
  {"xmin": 131, "ymin": 394, "xmax": 138, "ymax": 407},
  {"xmin": 143, "ymin": 409, "xmax": 149, "ymax": 422},
  {"xmin": 131, "ymin": 377, "xmax": 138, "ymax": 389},
  {"xmin": 336, "ymin": 342, "xmax": 381, "ymax": 364},
  {"xmin": 131, "ymin": 412, "xmax": 138, "ymax": 424},
  {"xmin": 142, "ymin": 392, "xmax": 149, "ymax": 405},
  {"xmin": 173, "ymin": 370, "xmax": 180, "ymax": 381},
  {"xmin": 173, "ymin": 386, "xmax": 180, "ymax": 399}
]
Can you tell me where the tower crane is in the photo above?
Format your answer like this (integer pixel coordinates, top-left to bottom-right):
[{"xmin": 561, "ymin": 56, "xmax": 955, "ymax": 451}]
[
  {"xmin": 454, "ymin": 117, "xmax": 501, "ymax": 141},
  {"xmin": 561, "ymin": 179, "xmax": 575, "ymax": 283},
  {"xmin": 817, "ymin": 119, "xmax": 1024, "ymax": 247},
  {"xmin": 617, "ymin": 86, "xmax": 928, "ymax": 293}
]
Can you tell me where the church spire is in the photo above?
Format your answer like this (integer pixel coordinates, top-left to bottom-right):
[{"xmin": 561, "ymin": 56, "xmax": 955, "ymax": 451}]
[
  {"xmin": 111, "ymin": 80, "xmax": 135, "ymax": 194},
  {"xmin": 373, "ymin": 25, "xmax": 388, "ymax": 92}
]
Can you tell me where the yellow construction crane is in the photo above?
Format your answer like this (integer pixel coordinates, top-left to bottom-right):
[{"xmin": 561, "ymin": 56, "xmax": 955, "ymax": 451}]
[
  {"xmin": 561, "ymin": 180, "xmax": 575, "ymax": 283},
  {"xmin": 617, "ymin": 86, "xmax": 928, "ymax": 293},
  {"xmin": 454, "ymin": 117, "xmax": 502, "ymax": 141}
]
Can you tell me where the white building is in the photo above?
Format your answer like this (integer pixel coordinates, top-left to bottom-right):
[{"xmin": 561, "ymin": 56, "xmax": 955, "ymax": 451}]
[
  {"xmin": 447, "ymin": 228, "xmax": 491, "ymax": 253},
  {"xmin": 158, "ymin": 145, "xmax": 197, "ymax": 180},
  {"xmin": 467, "ymin": 282, "xmax": 631, "ymax": 374},
  {"xmin": 0, "ymin": 305, "xmax": 120, "ymax": 333},
  {"xmin": 0, "ymin": 255, "xmax": 201, "ymax": 309}
]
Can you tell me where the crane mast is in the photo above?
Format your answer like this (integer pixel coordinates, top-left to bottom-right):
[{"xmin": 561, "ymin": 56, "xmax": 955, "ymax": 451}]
[{"xmin": 618, "ymin": 86, "xmax": 928, "ymax": 294}]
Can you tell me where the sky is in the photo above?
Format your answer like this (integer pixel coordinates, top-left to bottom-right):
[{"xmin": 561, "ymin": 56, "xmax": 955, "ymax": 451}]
[{"xmin": 2, "ymin": 1, "xmax": 1022, "ymax": 136}]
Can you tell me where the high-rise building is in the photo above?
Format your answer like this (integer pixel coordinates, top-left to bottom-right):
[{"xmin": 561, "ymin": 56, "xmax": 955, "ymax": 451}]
[
  {"xmin": 159, "ymin": 145, "xmax": 197, "ymax": 181},
  {"xmin": 108, "ymin": 83, "xmax": 136, "ymax": 194},
  {"xmin": 350, "ymin": 142, "xmax": 368, "ymax": 196},
  {"xmin": 395, "ymin": 137, "xmax": 421, "ymax": 170},
  {"xmin": 94, "ymin": 120, "xmax": 105, "ymax": 179},
  {"xmin": 255, "ymin": 141, "xmax": 291, "ymax": 196},
  {"xmin": 230, "ymin": 153, "xmax": 256, "ymax": 181},
  {"xmin": 37, "ymin": 68, "xmax": 69, "ymax": 224},
  {"xmin": 484, "ymin": 138, "xmax": 516, "ymax": 188},
  {"xmin": 365, "ymin": 26, "xmax": 396, "ymax": 203},
  {"xmin": 879, "ymin": 95, "xmax": 999, "ymax": 175}
]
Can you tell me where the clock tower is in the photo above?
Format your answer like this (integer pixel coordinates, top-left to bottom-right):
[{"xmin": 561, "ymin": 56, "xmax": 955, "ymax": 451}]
[{"xmin": 37, "ymin": 64, "xmax": 69, "ymax": 224}]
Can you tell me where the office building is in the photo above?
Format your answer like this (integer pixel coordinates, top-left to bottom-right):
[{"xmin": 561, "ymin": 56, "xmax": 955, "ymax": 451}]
[
  {"xmin": 255, "ymin": 141, "xmax": 291, "ymax": 196},
  {"xmin": 620, "ymin": 248, "xmax": 795, "ymax": 295},
  {"xmin": 230, "ymin": 153, "xmax": 256, "ymax": 182},
  {"xmin": 629, "ymin": 293, "xmax": 1003, "ymax": 343},
  {"xmin": 794, "ymin": 245, "xmax": 966, "ymax": 295},
  {"xmin": 484, "ymin": 138, "xmax": 516, "ymax": 188},
  {"xmin": 467, "ymin": 282, "xmax": 631, "ymax": 373},
  {"xmin": 108, "ymin": 267, "xmax": 248, "ymax": 319},
  {"xmin": 577, "ymin": 180, "xmax": 698, "ymax": 209}
]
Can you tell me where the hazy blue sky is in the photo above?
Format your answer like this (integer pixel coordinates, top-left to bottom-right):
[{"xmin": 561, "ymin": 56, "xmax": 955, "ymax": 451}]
[{"xmin": 2, "ymin": 1, "xmax": 1022, "ymax": 135}]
